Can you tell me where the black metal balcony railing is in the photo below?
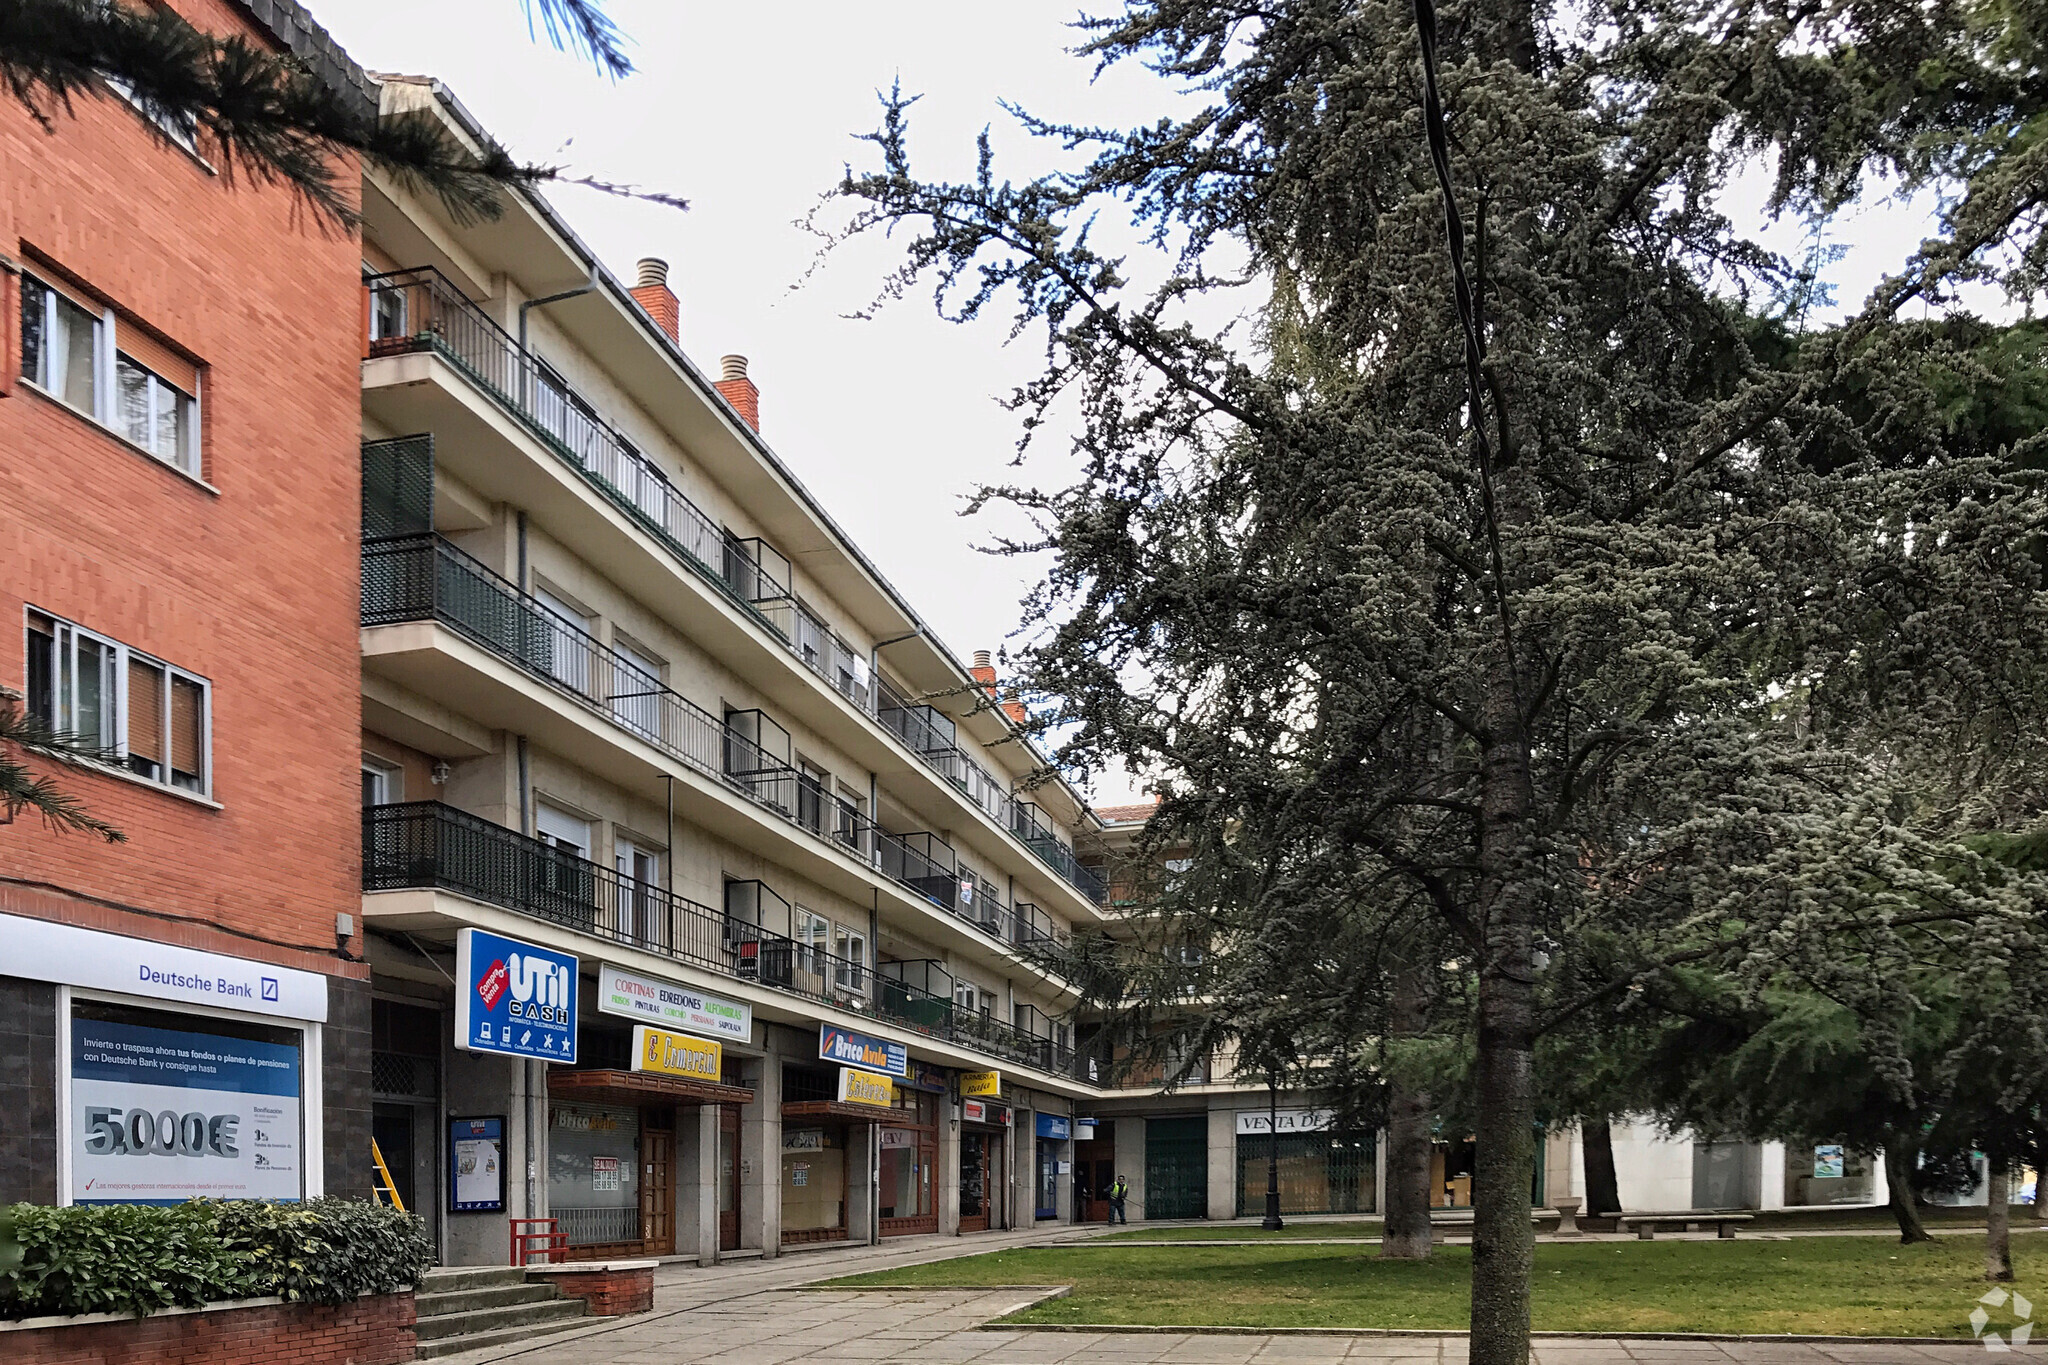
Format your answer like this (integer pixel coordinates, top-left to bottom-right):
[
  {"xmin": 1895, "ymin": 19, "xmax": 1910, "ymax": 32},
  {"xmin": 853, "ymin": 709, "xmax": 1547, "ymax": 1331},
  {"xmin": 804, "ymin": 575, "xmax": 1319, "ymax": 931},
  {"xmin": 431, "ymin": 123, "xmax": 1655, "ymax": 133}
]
[
  {"xmin": 364, "ymin": 268, "xmax": 874, "ymax": 715},
  {"xmin": 364, "ymin": 803, "xmax": 1074, "ymax": 1075},
  {"xmin": 364, "ymin": 268, "xmax": 1104, "ymax": 906},
  {"xmin": 362, "ymin": 533, "xmax": 1077, "ymax": 977}
]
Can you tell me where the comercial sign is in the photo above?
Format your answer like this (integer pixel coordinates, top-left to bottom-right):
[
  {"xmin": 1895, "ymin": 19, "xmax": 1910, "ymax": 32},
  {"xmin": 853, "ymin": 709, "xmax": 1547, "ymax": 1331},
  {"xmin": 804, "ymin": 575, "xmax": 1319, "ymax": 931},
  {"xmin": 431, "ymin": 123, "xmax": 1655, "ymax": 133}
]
[
  {"xmin": 962, "ymin": 1099, "xmax": 1013, "ymax": 1127},
  {"xmin": 1235, "ymin": 1108, "xmax": 1334, "ymax": 1136},
  {"xmin": 960, "ymin": 1070, "xmax": 1002, "ymax": 1098},
  {"xmin": 70, "ymin": 1014, "xmax": 303, "ymax": 1204},
  {"xmin": 1036, "ymin": 1113, "xmax": 1071, "ymax": 1140},
  {"xmin": 6, "ymin": 912, "xmax": 327, "ymax": 1022},
  {"xmin": 632, "ymin": 1026, "xmax": 722, "ymax": 1081},
  {"xmin": 818, "ymin": 1024, "xmax": 907, "ymax": 1078},
  {"xmin": 598, "ymin": 963, "xmax": 751, "ymax": 1042},
  {"xmin": 455, "ymin": 928, "xmax": 577, "ymax": 1063},
  {"xmin": 837, "ymin": 1067, "xmax": 895, "ymax": 1109}
]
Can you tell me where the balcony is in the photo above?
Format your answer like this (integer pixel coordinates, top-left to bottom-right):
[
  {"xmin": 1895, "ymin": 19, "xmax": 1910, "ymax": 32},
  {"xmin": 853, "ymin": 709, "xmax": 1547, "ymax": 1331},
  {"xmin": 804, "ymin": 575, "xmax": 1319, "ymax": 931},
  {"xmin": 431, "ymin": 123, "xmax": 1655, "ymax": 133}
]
[
  {"xmin": 363, "ymin": 270, "xmax": 1105, "ymax": 908},
  {"xmin": 879, "ymin": 960, "xmax": 1074, "ymax": 1074},
  {"xmin": 364, "ymin": 802, "xmax": 1076, "ymax": 1077},
  {"xmin": 362, "ymin": 532, "xmax": 1074, "ymax": 982},
  {"xmin": 877, "ymin": 681, "xmax": 1106, "ymax": 905},
  {"xmin": 366, "ymin": 269, "xmax": 872, "ymax": 718}
]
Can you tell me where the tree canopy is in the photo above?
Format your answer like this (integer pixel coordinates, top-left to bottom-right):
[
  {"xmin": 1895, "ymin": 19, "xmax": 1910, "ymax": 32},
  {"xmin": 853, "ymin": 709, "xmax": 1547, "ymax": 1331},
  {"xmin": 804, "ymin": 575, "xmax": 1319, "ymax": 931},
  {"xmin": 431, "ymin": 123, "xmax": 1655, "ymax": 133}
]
[{"xmin": 834, "ymin": 2, "xmax": 2048, "ymax": 1360}]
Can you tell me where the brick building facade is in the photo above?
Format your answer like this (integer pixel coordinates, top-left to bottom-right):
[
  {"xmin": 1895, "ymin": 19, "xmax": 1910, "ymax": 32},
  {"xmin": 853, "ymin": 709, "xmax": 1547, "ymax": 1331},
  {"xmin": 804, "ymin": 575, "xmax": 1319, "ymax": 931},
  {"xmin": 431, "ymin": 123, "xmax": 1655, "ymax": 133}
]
[{"xmin": 0, "ymin": 0, "xmax": 371, "ymax": 1204}]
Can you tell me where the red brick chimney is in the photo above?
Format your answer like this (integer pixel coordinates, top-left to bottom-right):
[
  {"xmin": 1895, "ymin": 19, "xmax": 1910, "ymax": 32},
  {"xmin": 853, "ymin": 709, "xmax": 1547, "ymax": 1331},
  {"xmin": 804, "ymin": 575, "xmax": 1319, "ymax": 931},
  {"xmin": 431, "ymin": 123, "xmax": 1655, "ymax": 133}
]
[
  {"xmin": 972, "ymin": 650, "xmax": 1030, "ymax": 726},
  {"xmin": 716, "ymin": 354, "xmax": 760, "ymax": 431},
  {"xmin": 630, "ymin": 257, "xmax": 678, "ymax": 342}
]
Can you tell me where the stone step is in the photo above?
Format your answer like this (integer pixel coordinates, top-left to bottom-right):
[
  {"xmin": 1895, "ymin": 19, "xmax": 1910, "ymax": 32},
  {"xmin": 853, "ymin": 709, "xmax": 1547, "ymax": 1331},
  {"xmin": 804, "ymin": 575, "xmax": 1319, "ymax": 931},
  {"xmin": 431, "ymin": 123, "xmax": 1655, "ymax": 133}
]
[
  {"xmin": 413, "ymin": 1296, "xmax": 588, "ymax": 1343},
  {"xmin": 415, "ymin": 1281, "xmax": 563, "ymax": 1317},
  {"xmin": 413, "ymin": 1310, "xmax": 595, "ymax": 1361},
  {"xmin": 416, "ymin": 1265, "xmax": 530, "ymax": 1294}
]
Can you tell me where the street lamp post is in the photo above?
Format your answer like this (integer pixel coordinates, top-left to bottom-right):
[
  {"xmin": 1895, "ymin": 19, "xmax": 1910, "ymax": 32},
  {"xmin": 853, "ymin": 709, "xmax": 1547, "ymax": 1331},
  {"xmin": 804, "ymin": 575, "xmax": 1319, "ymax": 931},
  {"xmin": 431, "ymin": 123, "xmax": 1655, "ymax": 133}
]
[{"xmin": 1262, "ymin": 1075, "xmax": 1284, "ymax": 1231}]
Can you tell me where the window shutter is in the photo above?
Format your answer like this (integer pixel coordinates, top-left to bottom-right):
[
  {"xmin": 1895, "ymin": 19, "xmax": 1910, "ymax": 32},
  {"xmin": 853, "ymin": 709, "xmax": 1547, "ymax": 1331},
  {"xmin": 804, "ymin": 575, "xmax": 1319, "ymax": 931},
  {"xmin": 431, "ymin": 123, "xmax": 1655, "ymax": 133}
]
[
  {"xmin": 170, "ymin": 675, "xmax": 204, "ymax": 781},
  {"xmin": 114, "ymin": 323, "xmax": 199, "ymax": 398},
  {"xmin": 127, "ymin": 658, "xmax": 165, "ymax": 764},
  {"xmin": 26, "ymin": 266, "xmax": 102, "ymax": 317}
]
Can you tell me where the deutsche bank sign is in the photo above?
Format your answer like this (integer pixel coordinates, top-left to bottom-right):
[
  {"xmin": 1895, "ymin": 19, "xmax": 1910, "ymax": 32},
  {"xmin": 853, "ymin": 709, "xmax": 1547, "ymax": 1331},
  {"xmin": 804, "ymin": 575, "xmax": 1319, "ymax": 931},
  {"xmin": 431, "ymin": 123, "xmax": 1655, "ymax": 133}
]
[{"xmin": 455, "ymin": 928, "xmax": 578, "ymax": 1064}]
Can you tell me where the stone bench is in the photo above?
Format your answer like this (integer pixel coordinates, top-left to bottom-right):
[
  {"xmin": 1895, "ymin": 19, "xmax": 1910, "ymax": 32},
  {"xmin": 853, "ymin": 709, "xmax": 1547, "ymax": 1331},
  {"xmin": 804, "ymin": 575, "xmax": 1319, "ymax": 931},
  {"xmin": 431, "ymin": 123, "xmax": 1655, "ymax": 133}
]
[{"xmin": 1618, "ymin": 1212, "xmax": 1755, "ymax": 1240}]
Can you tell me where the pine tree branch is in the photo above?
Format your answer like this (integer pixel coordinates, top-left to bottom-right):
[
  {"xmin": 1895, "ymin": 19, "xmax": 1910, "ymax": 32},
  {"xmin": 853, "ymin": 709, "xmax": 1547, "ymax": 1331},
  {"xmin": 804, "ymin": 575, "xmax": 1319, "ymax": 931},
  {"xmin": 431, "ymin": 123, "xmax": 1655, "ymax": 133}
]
[{"xmin": 0, "ymin": 699, "xmax": 125, "ymax": 842}]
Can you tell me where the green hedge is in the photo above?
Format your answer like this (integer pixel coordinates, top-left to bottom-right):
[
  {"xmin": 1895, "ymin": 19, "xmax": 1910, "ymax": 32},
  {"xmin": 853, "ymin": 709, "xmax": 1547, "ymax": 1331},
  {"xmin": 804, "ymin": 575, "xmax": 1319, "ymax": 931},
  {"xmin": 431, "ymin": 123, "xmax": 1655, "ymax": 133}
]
[{"xmin": 0, "ymin": 1199, "xmax": 433, "ymax": 1320}]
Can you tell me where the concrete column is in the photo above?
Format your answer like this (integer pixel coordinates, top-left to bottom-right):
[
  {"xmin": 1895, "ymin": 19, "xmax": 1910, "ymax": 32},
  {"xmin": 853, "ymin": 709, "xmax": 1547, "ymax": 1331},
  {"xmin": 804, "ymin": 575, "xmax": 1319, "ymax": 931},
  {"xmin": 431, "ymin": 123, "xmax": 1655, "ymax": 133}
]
[
  {"xmin": 1760, "ymin": 1140, "xmax": 1788, "ymax": 1210},
  {"xmin": 1055, "ymin": 1118, "xmax": 1075, "ymax": 1222},
  {"xmin": 741, "ymin": 1056, "xmax": 781, "ymax": 1256},
  {"xmin": 938, "ymin": 1101, "xmax": 962, "ymax": 1235},
  {"xmin": 846, "ymin": 1122, "xmax": 878, "ymax": 1245},
  {"xmin": 677, "ymin": 1104, "xmax": 718, "ymax": 1265},
  {"xmin": 1116, "ymin": 1115, "xmax": 1147, "ymax": 1221},
  {"xmin": 442, "ymin": 1045, "xmax": 523, "ymax": 1267},
  {"xmin": 1013, "ymin": 1107, "xmax": 1035, "ymax": 1226},
  {"xmin": 1207, "ymin": 1103, "xmax": 1237, "ymax": 1221}
]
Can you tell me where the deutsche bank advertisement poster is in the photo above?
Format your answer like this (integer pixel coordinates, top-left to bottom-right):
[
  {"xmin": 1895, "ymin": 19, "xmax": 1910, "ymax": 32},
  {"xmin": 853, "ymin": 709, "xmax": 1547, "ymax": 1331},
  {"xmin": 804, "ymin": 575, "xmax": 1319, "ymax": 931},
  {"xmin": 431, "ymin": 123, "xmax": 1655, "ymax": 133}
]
[{"xmin": 71, "ymin": 1015, "xmax": 303, "ymax": 1204}]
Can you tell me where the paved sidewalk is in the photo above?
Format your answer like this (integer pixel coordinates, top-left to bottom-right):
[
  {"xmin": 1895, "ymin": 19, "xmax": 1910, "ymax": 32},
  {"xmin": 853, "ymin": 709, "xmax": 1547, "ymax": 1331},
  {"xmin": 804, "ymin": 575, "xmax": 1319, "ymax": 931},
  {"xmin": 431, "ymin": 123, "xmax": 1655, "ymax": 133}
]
[{"xmin": 429, "ymin": 1226, "xmax": 2008, "ymax": 1364}]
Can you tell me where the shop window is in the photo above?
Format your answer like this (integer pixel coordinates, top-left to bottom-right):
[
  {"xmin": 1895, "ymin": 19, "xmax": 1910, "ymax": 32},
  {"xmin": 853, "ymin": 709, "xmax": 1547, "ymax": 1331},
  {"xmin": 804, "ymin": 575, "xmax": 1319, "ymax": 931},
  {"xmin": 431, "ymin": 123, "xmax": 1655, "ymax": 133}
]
[
  {"xmin": 549, "ymin": 1102, "xmax": 641, "ymax": 1246},
  {"xmin": 69, "ymin": 998, "xmax": 305, "ymax": 1205},
  {"xmin": 1785, "ymin": 1143, "xmax": 1876, "ymax": 1206},
  {"xmin": 781, "ymin": 1125, "xmax": 847, "ymax": 1235},
  {"xmin": 1235, "ymin": 1131, "xmax": 1378, "ymax": 1217}
]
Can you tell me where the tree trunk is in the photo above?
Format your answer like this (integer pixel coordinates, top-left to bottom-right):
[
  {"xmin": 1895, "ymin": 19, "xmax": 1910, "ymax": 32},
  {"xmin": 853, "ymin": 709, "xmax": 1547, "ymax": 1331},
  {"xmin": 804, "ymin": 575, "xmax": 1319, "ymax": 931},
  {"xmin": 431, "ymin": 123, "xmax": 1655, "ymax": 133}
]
[
  {"xmin": 1382, "ymin": 957, "xmax": 1436, "ymax": 1259},
  {"xmin": 1468, "ymin": 670, "xmax": 1538, "ymax": 1365},
  {"xmin": 1987, "ymin": 1162, "xmax": 2014, "ymax": 1281},
  {"xmin": 1581, "ymin": 1118, "xmax": 1622, "ymax": 1217},
  {"xmin": 1884, "ymin": 1137, "xmax": 1934, "ymax": 1244}
]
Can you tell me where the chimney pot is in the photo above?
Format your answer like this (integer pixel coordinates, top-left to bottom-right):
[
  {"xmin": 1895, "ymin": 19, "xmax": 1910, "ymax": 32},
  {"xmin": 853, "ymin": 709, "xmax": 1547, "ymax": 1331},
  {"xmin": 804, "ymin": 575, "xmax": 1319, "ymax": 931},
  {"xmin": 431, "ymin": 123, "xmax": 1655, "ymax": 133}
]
[
  {"xmin": 715, "ymin": 354, "xmax": 761, "ymax": 431},
  {"xmin": 630, "ymin": 256, "xmax": 679, "ymax": 343},
  {"xmin": 974, "ymin": 649, "xmax": 992, "ymax": 669}
]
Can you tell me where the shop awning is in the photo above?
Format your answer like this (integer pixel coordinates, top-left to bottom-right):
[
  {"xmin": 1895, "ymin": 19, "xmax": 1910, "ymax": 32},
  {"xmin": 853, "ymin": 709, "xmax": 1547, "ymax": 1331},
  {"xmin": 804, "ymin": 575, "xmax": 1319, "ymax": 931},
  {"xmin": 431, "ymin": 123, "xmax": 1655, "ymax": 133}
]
[
  {"xmin": 549, "ymin": 1068, "xmax": 755, "ymax": 1108},
  {"xmin": 781, "ymin": 1100, "xmax": 894, "ymax": 1123}
]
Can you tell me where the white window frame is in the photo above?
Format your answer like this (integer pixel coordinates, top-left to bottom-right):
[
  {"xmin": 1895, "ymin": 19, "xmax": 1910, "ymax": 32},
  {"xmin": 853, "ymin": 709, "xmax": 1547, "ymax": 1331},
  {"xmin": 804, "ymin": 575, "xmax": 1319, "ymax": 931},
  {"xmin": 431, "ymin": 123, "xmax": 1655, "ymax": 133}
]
[
  {"xmin": 793, "ymin": 907, "xmax": 830, "ymax": 977},
  {"xmin": 535, "ymin": 800, "xmax": 592, "ymax": 858},
  {"xmin": 610, "ymin": 636, "xmax": 664, "ymax": 741},
  {"xmin": 361, "ymin": 756, "xmax": 402, "ymax": 807},
  {"xmin": 613, "ymin": 833, "xmax": 663, "ymax": 944},
  {"xmin": 531, "ymin": 583, "xmax": 594, "ymax": 695},
  {"xmin": 833, "ymin": 924, "xmax": 866, "ymax": 996},
  {"xmin": 103, "ymin": 76, "xmax": 202, "ymax": 158},
  {"xmin": 21, "ymin": 271, "xmax": 201, "ymax": 476},
  {"xmin": 25, "ymin": 608, "xmax": 212, "ymax": 799}
]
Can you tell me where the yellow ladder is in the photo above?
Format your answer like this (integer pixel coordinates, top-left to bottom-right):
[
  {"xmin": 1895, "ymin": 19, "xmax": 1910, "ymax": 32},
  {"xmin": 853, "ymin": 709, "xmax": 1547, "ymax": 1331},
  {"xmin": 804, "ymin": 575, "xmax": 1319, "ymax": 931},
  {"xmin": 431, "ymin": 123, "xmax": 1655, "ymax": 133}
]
[{"xmin": 370, "ymin": 1139, "xmax": 406, "ymax": 1214}]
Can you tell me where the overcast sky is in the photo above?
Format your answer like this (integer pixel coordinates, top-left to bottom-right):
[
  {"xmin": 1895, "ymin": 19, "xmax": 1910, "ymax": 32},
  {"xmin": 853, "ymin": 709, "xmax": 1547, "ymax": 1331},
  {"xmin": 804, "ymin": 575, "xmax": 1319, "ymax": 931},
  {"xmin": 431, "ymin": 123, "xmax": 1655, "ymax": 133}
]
[{"xmin": 317, "ymin": 2, "xmax": 1980, "ymax": 802}]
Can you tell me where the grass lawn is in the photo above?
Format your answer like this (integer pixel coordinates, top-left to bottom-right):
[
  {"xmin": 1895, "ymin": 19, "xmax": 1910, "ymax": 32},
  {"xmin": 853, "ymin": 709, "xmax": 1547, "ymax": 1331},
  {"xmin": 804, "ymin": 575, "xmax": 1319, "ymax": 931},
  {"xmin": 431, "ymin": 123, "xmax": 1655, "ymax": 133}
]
[
  {"xmin": 824, "ymin": 1235, "xmax": 2042, "ymax": 1336},
  {"xmin": 1102, "ymin": 1204, "xmax": 2029, "ymax": 1240}
]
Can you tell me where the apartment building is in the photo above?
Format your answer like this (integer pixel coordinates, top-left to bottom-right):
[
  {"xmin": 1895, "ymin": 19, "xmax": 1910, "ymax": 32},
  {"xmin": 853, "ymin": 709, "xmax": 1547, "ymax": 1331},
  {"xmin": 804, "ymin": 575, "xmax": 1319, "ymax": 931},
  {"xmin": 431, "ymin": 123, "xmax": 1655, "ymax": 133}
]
[
  {"xmin": 1077, "ymin": 805, "xmax": 1896, "ymax": 1224},
  {"xmin": 350, "ymin": 79, "xmax": 1108, "ymax": 1264},
  {"xmin": 0, "ymin": 3, "xmax": 371, "ymax": 1208}
]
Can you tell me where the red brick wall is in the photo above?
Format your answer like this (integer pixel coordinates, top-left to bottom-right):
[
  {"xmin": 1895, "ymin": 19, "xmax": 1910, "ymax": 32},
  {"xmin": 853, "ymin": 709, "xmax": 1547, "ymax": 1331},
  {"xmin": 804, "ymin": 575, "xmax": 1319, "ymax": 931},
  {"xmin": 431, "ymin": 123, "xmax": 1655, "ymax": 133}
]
[
  {"xmin": 0, "ymin": 0, "xmax": 364, "ymax": 986},
  {"xmin": 6, "ymin": 1294, "xmax": 416, "ymax": 1365},
  {"xmin": 528, "ymin": 1266, "xmax": 653, "ymax": 1317}
]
